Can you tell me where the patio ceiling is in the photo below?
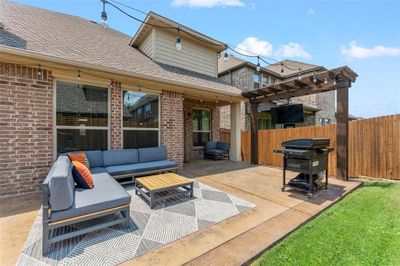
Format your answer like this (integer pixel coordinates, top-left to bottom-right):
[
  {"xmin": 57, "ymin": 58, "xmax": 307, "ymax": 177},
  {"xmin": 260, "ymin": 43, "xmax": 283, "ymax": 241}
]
[{"xmin": 242, "ymin": 66, "xmax": 358, "ymax": 103}]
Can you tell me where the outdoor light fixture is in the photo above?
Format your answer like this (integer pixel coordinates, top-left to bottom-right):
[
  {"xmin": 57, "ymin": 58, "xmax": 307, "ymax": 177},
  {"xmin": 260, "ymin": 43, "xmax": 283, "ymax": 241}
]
[
  {"xmin": 101, "ymin": 0, "xmax": 108, "ymax": 27},
  {"xmin": 175, "ymin": 28, "xmax": 182, "ymax": 50},
  {"xmin": 297, "ymin": 68, "xmax": 302, "ymax": 80},
  {"xmin": 223, "ymin": 52, "xmax": 229, "ymax": 62},
  {"xmin": 256, "ymin": 56, "xmax": 261, "ymax": 72},
  {"xmin": 280, "ymin": 63, "xmax": 284, "ymax": 74},
  {"xmin": 37, "ymin": 65, "xmax": 42, "ymax": 76}
]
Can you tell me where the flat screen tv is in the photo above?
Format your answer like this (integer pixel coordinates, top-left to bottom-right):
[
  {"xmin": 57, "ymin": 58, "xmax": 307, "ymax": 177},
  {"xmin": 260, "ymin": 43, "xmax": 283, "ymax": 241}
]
[{"xmin": 271, "ymin": 104, "xmax": 304, "ymax": 124}]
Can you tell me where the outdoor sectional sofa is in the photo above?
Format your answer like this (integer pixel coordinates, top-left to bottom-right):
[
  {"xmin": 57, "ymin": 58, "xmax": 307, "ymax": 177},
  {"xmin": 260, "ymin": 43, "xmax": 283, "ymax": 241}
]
[{"xmin": 42, "ymin": 146, "xmax": 177, "ymax": 255}]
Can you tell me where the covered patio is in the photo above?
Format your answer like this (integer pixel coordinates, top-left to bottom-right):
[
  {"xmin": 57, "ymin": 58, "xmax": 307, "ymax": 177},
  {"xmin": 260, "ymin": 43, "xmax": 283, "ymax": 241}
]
[{"xmin": 1, "ymin": 160, "xmax": 361, "ymax": 265}]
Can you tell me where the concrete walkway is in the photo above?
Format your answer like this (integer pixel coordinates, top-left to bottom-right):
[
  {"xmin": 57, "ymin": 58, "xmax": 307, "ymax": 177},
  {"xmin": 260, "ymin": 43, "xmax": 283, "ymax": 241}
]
[{"xmin": 0, "ymin": 160, "xmax": 361, "ymax": 266}]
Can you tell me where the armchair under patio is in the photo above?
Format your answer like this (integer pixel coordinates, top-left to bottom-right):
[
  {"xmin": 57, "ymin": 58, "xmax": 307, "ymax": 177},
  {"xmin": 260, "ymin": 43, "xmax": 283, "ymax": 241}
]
[{"xmin": 204, "ymin": 141, "xmax": 229, "ymax": 160}]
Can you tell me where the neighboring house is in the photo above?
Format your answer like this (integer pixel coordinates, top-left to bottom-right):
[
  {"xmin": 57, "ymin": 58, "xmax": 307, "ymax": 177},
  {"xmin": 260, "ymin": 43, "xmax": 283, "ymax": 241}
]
[
  {"xmin": 218, "ymin": 55, "xmax": 337, "ymax": 130},
  {"xmin": 0, "ymin": 1, "xmax": 243, "ymax": 196}
]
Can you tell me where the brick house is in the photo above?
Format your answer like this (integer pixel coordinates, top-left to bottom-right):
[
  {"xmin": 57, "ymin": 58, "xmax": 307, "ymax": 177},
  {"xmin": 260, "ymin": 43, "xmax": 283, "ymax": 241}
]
[
  {"xmin": 0, "ymin": 2, "xmax": 243, "ymax": 197},
  {"xmin": 218, "ymin": 55, "xmax": 336, "ymax": 130}
]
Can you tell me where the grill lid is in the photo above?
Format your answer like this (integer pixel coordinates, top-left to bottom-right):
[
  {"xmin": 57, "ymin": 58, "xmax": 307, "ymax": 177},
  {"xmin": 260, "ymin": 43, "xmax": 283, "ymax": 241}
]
[{"xmin": 281, "ymin": 138, "xmax": 330, "ymax": 149}]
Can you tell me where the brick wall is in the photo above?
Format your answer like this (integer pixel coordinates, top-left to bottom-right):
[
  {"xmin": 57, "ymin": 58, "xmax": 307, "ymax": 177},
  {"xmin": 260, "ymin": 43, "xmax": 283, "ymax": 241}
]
[
  {"xmin": 111, "ymin": 81, "xmax": 122, "ymax": 149},
  {"xmin": 0, "ymin": 63, "xmax": 53, "ymax": 197},
  {"xmin": 160, "ymin": 91, "xmax": 184, "ymax": 168},
  {"xmin": 184, "ymin": 99, "xmax": 220, "ymax": 161}
]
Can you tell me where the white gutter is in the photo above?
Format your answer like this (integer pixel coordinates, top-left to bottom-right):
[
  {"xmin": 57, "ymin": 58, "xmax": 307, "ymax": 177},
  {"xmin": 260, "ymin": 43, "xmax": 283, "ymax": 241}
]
[{"xmin": 0, "ymin": 44, "xmax": 242, "ymax": 98}]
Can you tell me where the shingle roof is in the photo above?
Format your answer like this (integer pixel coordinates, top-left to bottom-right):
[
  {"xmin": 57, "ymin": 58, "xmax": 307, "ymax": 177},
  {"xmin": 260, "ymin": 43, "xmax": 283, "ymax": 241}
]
[
  {"xmin": 265, "ymin": 59, "xmax": 323, "ymax": 78},
  {"xmin": 0, "ymin": 1, "xmax": 242, "ymax": 96},
  {"xmin": 217, "ymin": 54, "xmax": 280, "ymax": 77}
]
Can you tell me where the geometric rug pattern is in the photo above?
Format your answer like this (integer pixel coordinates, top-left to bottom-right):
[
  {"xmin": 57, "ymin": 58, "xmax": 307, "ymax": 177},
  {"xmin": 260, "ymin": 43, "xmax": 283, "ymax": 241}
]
[{"xmin": 17, "ymin": 181, "xmax": 255, "ymax": 266}]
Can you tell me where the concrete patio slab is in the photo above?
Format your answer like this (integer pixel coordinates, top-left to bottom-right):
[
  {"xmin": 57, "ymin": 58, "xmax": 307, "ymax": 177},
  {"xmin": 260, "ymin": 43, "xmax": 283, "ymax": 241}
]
[{"xmin": 0, "ymin": 160, "xmax": 361, "ymax": 266}]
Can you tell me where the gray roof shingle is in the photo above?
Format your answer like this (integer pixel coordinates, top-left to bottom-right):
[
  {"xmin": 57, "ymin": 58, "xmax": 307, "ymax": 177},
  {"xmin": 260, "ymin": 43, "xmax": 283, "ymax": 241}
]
[{"xmin": 0, "ymin": 1, "xmax": 242, "ymax": 96}]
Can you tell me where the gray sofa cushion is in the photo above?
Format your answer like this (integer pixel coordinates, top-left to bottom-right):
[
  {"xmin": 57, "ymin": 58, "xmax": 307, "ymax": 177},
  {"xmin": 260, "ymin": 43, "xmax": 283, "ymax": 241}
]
[
  {"xmin": 205, "ymin": 141, "xmax": 217, "ymax": 151},
  {"xmin": 138, "ymin": 146, "xmax": 168, "ymax": 163},
  {"xmin": 205, "ymin": 149, "xmax": 227, "ymax": 155},
  {"xmin": 106, "ymin": 160, "xmax": 177, "ymax": 176},
  {"xmin": 217, "ymin": 142, "xmax": 229, "ymax": 151},
  {"xmin": 103, "ymin": 149, "xmax": 138, "ymax": 167},
  {"xmin": 84, "ymin": 150, "xmax": 103, "ymax": 168},
  {"xmin": 46, "ymin": 156, "xmax": 75, "ymax": 211},
  {"xmin": 51, "ymin": 173, "xmax": 131, "ymax": 221},
  {"xmin": 90, "ymin": 167, "xmax": 107, "ymax": 174}
]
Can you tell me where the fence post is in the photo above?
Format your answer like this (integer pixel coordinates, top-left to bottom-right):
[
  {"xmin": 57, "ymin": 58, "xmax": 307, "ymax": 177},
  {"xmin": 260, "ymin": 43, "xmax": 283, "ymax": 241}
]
[{"xmin": 250, "ymin": 102, "xmax": 259, "ymax": 164}]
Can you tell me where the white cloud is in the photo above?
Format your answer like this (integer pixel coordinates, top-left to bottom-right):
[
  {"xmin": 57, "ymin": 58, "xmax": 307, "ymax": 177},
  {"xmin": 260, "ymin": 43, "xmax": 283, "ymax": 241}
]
[
  {"xmin": 236, "ymin": 37, "xmax": 273, "ymax": 56},
  {"xmin": 307, "ymin": 8, "xmax": 315, "ymax": 16},
  {"xmin": 342, "ymin": 41, "xmax": 400, "ymax": 60},
  {"xmin": 171, "ymin": 0, "xmax": 245, "ymax": 8},
  {"xmin": 275, "ymin": 42, "xmax": 311, "ymax": 59}
]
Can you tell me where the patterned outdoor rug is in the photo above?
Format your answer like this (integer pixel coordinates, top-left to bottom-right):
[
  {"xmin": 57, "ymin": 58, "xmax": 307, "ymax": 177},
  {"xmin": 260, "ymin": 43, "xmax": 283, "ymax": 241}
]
[{"xmin": 17, "ymin": 181, "xmax": 255, "ymax": 266}]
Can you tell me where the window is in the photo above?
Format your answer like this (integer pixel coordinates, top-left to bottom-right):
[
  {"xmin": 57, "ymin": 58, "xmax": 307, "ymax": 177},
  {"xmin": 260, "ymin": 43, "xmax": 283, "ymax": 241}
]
[
  {"xmin": 192, "ymin": 109, "xmax": 211, "ymax": 146},
  {"xmin": 271, "ymin": 77, "xmax": 277, "ymax": 84},
  {"xmin": 319, "ymin": 118, "xmax": 331, "ymax": 125},
  {"xmin": 253, "ymin": 72, "xmax": 260, "ymax": 89},
  {"xmin": 123, "ymin": 91, "xmax": 159, "ymax": 148},
  {"xmin": 262, "ymin": 74, "xmax": 269, "ymax": 86},
  {"xmin": 56, "ymin": 81, "xmax": 109, "ymax": 154}
]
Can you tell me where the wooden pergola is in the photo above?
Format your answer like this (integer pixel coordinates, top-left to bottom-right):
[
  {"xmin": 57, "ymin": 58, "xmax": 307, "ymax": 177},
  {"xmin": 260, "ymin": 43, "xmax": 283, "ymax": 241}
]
[{"xmin": 242, "ymin": 66, "xmax": 358, "ymax": 181}]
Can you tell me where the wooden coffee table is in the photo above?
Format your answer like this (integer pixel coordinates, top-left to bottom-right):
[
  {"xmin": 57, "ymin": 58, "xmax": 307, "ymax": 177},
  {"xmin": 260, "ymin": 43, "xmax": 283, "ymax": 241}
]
[{"xmin": 135, "ymin": 173, "xmax": 194, "ymax": 209}]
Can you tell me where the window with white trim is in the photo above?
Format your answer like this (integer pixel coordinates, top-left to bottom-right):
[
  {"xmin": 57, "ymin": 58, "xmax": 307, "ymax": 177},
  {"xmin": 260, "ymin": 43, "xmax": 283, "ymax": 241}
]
[
  {"xmin": 123, "ymin": 91, "xmax": 159, "ymax": 148},
  {"xmin": 56, "ymin": 81, "xmax": 109, "ymax": 154},
  {"xmin": 253, "ymin": 72, "xmax": 260, "ymax": 89},
  {"xmin": 192, "ymin": 109, "xmax": 211, "ymax": 147},
  {"xmin": 262, "ymin": 73, "xmax": 269, "ymax": 86}
]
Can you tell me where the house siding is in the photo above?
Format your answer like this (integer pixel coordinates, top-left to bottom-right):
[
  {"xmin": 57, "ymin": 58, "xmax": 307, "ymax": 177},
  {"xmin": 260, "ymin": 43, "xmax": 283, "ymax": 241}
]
[
  {"xmin": 154, "ymin": 28, "xmax": 218, "ymax": 77},
  {"xmin": 0, "ymin": 63, "xmax": 53, "ymax": 197},
  {"xmin": 138, "ymin": 31, "xmax": 154, "ymax": 60}
]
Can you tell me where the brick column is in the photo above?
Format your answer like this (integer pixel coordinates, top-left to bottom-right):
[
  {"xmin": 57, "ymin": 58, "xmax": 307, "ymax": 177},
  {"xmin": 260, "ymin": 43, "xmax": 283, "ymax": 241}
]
[
  {"xmin": 0, "ymin": 63, "xmax": 53, "ymax": 197},
  {"xmin": 110, "ymin": 81, "xmax": 122, "ymax": 149},
  {"xmin": 160, "ymin": 91, "xmax": 184, "ymax": 169}
]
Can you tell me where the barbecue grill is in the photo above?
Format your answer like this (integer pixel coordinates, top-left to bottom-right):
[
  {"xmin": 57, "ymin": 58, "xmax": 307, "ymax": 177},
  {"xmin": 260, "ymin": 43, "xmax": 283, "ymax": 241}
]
[{"xmin": 274, "ymin": 138, "xmax": 333, "ymax": 198}]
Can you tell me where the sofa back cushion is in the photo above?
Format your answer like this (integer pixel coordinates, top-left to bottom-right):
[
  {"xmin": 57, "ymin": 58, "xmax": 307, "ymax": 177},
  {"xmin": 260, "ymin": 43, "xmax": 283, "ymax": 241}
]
[
  {"xmin": 205, "ymin": 141, "xmax": 217, "ymax": 151},
  {"xmin": 138, "ymin": 146, "xmax": 168, "ymax": 163},
  {"xmin": 217, "ymin": 142, "xmax": 229, "ymax": 151},
  {"xmin": 47, "ymin": 156, "xmax": 75, "ymax": 211},
  {"xmin": 71, "ymin": 161, "xmax": 94, "ymax": 189},
  {"xmin": 84, "ymin": 150, "xmax": 103, "ymax": 168},
  {"xmin": 103, "ymin": 149, "xmax": 139, "ymax": 167}
]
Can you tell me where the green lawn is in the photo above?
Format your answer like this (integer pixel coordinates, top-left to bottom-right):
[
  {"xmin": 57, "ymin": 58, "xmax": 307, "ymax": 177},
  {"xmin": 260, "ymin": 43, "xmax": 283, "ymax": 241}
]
[{"xmin": 252, "ymin": 180, "xmax": 400, "ymax": 266}]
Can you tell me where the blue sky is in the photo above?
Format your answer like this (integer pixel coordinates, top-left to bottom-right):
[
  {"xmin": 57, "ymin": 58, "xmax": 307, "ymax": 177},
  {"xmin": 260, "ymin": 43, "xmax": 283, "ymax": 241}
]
[{"xmin": 12, "ymin": 0, "xmax": 400, "ymax": 118}]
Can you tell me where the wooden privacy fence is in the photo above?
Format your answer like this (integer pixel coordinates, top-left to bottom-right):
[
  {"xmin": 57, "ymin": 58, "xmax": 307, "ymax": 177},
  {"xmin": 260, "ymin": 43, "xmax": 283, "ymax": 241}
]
[{"xmin": 239, "ymin": 114, "xmax": 400, "ymax": 179}]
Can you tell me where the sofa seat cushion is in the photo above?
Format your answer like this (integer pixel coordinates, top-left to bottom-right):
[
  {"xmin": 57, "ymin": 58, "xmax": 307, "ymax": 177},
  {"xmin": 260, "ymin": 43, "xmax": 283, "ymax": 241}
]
[
  {"xmin": 205, "ymin": 149, "xmax": 227, "ymax": 155},
  {"xmin": 105, "ymin": 160, "xmax": 177, "ymax": 176},
  {"xmin": 90, "ymin": 167, "xmax": 107, "ymax": 174},
  {"xmin": 51, "ymin": 173, "xmax": 131, "ymax": 222}
]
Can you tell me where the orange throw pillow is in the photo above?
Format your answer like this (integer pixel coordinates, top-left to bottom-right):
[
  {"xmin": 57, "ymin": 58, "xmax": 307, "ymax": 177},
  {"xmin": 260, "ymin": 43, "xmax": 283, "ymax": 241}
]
[
  {"xmin": 71, "ymin": 161, "xmax": 94, "ymax": 189},
  {"xmin": 67, "ymin": 152, "xmax": 90, "ymax": 169}
]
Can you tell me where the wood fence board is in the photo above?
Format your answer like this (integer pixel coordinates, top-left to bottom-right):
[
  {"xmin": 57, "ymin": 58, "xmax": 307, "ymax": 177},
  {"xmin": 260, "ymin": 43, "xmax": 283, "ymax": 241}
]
[{"xmin": 236, "ymin": 115, "xmax": 399, "ymax": 179}]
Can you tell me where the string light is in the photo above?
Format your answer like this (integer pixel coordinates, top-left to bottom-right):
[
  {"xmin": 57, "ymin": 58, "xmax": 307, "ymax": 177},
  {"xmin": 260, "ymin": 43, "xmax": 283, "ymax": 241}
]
[
  {"xmin": 313, "ymin": 72, "xmax": 317, "ymax": 83},
  {"xmin": 297, "ymin": 68, "xmax": 302, "ymax": 80},
  {"xmin": 37, "ymin": 64, "xmax": 42, "ymax": 76},
  {"xmin": 101, "ymin": 0, "xmax": 303, "ymax": 72},
  {"xmin": 223, "ymin": 52, "xmax": 229, "ymax": 62},
  {"xmin": 101, "ymin": 0, "xmax": 108, "ymax": 27},
  {"xmin": 324, "ymin": 77, "xmax": 328, "ymax": 84},
  {"xmin": 256, "ymin": 56, "xmax": 261, "ymax": 72},
  {"xmin": 215, "ymin": 96, "xmax": 219, "ymax": 103},
  {"xmin": 175, "ymin": 28, "xmax": 182, "ymax": 51},
  {"xmin": 229, "ymin": 96, "xmax": 232, "ymax": 103},
  {"xmin": 333, "ymin": 77, "xmax": 337, "ymax": 85},
  {"xmin": 77, "ymin": 70, "xmax": 81, "ymax": 80},
  {"xmin": 199, "ymin": 96, "xmax": 203, "ymax": 103}
]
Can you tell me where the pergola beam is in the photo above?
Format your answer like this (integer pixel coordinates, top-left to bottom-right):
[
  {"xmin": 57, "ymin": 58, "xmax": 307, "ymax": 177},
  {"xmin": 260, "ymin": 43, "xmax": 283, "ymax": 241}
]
[{"xmin": 242, "ymin": 66, "xmax": 358, "ymax": 181}]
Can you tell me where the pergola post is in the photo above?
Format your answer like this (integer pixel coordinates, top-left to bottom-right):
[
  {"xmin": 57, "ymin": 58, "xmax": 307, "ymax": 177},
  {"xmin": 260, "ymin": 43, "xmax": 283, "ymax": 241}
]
[
  {"xmin": 250, "ymin": 102, "xmax": 259, "ymax": 164},
  {"xmin": 336, "ymin": 82, "xmax": 350, "ymax": 181}
]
